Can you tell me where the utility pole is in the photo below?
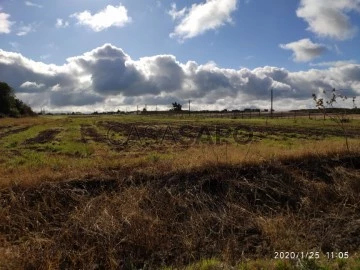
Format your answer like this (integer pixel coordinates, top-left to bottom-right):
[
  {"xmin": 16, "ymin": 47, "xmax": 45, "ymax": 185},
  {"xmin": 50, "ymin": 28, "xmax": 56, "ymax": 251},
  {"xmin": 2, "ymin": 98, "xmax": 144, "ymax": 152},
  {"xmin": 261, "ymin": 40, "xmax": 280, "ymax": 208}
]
[
  {"xmin": 137, "ymin": 105, "xmax": 139, "ymax": 115},
  {"xmin": 188, "ymin": 100, "xmax": 191, "ymax": 116},
  {"xmin": 270, "ymin": 88, "xmax": 273, "ymax": 118}
]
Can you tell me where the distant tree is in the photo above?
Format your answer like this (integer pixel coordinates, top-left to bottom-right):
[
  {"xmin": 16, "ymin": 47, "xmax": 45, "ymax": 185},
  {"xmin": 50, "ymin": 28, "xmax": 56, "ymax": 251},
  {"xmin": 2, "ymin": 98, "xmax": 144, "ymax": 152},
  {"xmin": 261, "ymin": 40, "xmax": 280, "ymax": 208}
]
[
  {"xmin": 141, "ymin": 107, "xmax": 147, "ymax": 114},
  {"xmin": 0, "ymin": 81, "xmax": 14, "ymax": 115},
  {"xmin": 170, "ymin": 102, "xmax": 182, "ymax": 111},
  {"xmin": 0, "ymin": 81, "xmax": 35, "ymax": 117},
  {"xmin": 14, "ymin": 98, "xmax": 34, "ymax": 115}
]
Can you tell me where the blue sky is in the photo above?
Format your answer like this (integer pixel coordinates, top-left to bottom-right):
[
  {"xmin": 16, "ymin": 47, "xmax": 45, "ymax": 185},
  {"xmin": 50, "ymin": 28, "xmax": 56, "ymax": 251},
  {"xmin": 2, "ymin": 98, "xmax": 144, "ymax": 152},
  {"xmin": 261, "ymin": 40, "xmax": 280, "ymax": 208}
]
[{"xmin": 0, "ymin": 0, "xmax": 360, "ymax": 112}]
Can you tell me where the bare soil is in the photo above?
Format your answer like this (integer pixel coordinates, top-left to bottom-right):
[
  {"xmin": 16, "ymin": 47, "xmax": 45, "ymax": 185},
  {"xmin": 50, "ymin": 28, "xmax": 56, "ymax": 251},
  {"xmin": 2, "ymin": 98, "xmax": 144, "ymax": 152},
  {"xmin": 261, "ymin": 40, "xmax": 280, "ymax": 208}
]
[
  {"xmin": 23, "ymin": 129, "xmax": 61, "ymax": 144},
  {"xmin": 0, "ymin": 126, "xmax": 30, "ymax": 140},
  {"xmin": 80, "ymin": 124, "xmax": 107, "ymax": 143}
]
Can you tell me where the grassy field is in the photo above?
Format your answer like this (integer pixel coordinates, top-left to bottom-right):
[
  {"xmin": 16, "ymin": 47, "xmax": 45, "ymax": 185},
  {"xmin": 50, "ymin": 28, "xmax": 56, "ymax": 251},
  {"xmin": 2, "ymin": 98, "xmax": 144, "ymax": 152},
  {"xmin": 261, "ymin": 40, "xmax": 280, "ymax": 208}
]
[{"xmin": 0, "ymin": 114, "xmax": 360, "ymax": 269}]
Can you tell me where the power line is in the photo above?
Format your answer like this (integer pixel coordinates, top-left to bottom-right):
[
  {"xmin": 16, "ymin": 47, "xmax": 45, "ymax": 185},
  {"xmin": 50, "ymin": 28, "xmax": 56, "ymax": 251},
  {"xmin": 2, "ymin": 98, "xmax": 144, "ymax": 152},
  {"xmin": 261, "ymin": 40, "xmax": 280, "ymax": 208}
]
[{"xmin": 270, "ymin": 88, "xmax": 273, "ymax": 118}]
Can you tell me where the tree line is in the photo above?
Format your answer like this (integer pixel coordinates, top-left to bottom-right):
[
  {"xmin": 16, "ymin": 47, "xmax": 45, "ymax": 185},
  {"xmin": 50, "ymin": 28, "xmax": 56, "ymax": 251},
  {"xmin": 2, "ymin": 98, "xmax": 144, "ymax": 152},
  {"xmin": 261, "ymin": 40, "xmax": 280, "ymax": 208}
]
[{"xmin": 0, "ymin": 81, "xmax": 35, "ymax": 117}]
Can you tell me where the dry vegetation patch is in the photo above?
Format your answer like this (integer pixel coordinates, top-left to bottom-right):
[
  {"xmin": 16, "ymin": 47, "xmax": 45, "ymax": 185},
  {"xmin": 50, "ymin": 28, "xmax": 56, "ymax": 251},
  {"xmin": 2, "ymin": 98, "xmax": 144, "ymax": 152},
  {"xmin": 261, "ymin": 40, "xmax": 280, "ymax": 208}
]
[{"xmin": 0, "ymin": 152, "xmax": 359, "ymax": 269}]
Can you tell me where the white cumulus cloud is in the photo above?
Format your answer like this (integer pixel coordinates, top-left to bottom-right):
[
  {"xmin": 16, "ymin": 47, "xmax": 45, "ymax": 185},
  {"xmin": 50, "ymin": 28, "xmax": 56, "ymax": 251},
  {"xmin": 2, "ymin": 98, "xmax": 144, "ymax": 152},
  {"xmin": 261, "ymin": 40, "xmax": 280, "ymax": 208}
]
[
  {"xmin": 296, "ymin": 0, "xmax": 360, "ymax": 40},
  {"xmin": 20, "ymin": 81, "xmax": 45, "ymax": 89},
  {"xmin": 1, "ymin": 45, "xmax": 359, "ymax": 112},
  {"xmin": 0, "ymin": 12, "xmax": 12, "ymax": 34},
  {"xmin": 280, "ymin": 38, "xmax": 327, "ymax": 62},
  {"xmin": 71, "ymin": 3, "xmax": 131, "ymax": 32},
  {"xmin": 169, "ymin": 0, "xmax": 238, "ymax": 41}
]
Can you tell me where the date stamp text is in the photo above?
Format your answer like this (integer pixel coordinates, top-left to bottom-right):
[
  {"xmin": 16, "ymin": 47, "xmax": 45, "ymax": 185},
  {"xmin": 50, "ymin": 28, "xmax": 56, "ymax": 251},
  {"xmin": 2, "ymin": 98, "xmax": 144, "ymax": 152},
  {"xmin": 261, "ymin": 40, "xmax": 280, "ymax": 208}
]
[{"xmin": 274, "ymin": 251, "xmax": 349, "ymax": 260}]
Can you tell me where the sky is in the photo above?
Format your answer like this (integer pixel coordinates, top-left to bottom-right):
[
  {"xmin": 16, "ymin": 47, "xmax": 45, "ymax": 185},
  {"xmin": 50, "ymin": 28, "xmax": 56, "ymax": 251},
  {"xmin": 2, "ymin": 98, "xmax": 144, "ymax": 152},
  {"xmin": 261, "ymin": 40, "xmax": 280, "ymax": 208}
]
[{"xmin": 0, "ymin": 0, "xmax": 360, "ymax": 112}]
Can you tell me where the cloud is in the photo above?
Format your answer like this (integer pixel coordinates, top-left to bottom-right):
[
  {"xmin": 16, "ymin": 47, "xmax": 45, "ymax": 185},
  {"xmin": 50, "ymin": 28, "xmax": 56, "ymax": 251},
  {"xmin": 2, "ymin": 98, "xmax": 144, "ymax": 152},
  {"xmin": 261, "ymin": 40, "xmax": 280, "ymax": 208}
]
[
  {"xmin": 310, "ymin": 60, "xmax": 357, "ymax": 67},
  {"xmin": 334, "ymin": 44, "xmax": 342, "ymax": 55},
  {"xmin": 0, "ymin": 48, "xmax": 103, "ymax": 107},
  {"xmin": 280, "ymin": 38, "xmax": 327, "ymax": 62},
  {"xmin": 296, "ymin": 0, "xmax": 360, "ymax": 40},
  {"xmin": 20, "ymin": 81, "xmax": 45, "ymax": 88},
  {"xmin": 20, "ymin": 81, "xmax": 45, "ymax": 92},
  {"xmin": 55, "ymin": 18, "xmax": 69, "ymax": 28},
  {"xmin": 139, "ymin": 55, "xmax": 185, "ymax": 92},
  {"xmin": 169, "ymin": 0, "xmax": 238, "ymax": 41},
  {"xmin": 168, "ymin": 3, "xmax": 187, "ymax": 20},
  {"xmin": 25, "ymin": 1, "xmax": 43, "ymax": 8},
  {"xmin": 40, "ymin": 54, "xmax": 51, "ymax": 60},
  {"xmin": 50, "ymin": 90, "xmax": 104, "ymax": 107},
  {"xmin": 17, "ymin": 23, "xmax": 37, "ymax": 36},
  {"xmin": 0, "ymin": 12, "xmax": 12, "ymax": 34},
  {"xmin": 71, "ymin": 3, "xmax": 131, "ymax": 32},
  {"xmin": 68, "ymin": 44, "xmax": 154, "ymax": 96},
  {"xmin": 0, "ymin": 44, "xmax": 359, "ymax": 112}
]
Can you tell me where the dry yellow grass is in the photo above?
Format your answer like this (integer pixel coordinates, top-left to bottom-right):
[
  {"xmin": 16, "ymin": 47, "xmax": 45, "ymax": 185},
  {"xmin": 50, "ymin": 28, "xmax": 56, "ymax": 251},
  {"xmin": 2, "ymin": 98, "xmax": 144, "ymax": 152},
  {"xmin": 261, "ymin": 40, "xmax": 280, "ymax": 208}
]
[
  {"xmin": 1, "ymin": 115, "xmax": 360, "ymax": 268},
  {"xmin": 1, "ymin": 149, "xmax": 360, "ymax": 269},
  {"xmin": 1, "ymin": 136, "xmax": 359, "ymax": 188}
]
